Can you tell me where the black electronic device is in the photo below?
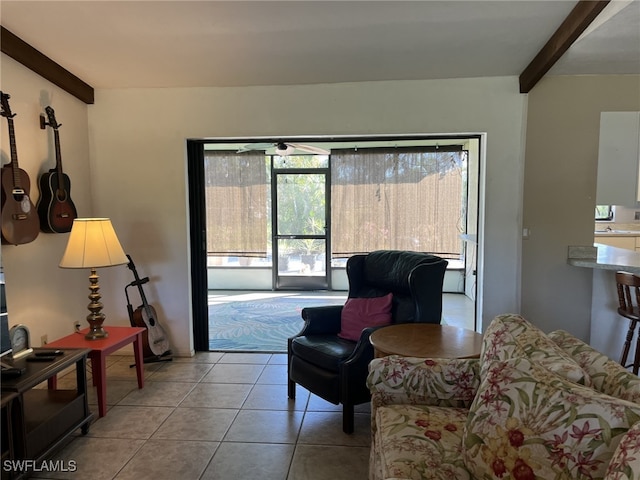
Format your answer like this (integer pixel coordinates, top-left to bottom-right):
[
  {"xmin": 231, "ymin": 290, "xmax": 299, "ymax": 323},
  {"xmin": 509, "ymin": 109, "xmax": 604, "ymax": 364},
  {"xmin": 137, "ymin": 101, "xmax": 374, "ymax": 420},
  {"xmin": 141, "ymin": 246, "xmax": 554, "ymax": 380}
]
[
  {"xmin": 0, "ymin": 303, "xmax": 17, "ymax": 372},
  {"xmin": 1, "ymin": 366, "xmax": 24, "ymax": 377},
  {"xmin": 26, "ymin": 355, "xmax": 56, "ymax": 362},
  {"xmin": 35, "ymin": 350, "xmax": 63, "ymax": 356}
]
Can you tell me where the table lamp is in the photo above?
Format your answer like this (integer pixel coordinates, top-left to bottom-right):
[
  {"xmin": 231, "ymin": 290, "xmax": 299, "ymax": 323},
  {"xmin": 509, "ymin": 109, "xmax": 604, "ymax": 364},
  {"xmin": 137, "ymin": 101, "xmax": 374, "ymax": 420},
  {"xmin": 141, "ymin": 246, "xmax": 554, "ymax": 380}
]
[{"xmin": 59, "ymin": 218, "xmax": 128, "ymax": 340}]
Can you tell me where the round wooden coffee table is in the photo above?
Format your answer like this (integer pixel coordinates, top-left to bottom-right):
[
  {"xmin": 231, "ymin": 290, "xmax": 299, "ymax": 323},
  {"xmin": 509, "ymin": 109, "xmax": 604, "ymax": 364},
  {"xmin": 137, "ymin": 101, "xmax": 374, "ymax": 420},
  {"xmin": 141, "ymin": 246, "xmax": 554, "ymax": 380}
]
[{"xmin": 369, "ymin": 323, "xmax": 483, "ymax": 358}]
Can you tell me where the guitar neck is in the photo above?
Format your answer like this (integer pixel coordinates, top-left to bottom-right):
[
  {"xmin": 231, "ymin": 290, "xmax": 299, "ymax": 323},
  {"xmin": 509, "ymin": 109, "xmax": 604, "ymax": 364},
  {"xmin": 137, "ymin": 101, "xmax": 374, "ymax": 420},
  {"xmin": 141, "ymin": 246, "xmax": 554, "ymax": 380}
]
[
  {"xmin": 53, "ymin": 129, "xmax": 64, "ymax": 190},
  {"xmin": 7, "ymin": 117, "xmax": 22, "ymax": 189},
  {"xmin": 129, "ymin": 261, "xmax": 153, "ymax": 313},
  {"xmin": 137, "ymin": 284, "xmax": 151, "ymax": 310}
]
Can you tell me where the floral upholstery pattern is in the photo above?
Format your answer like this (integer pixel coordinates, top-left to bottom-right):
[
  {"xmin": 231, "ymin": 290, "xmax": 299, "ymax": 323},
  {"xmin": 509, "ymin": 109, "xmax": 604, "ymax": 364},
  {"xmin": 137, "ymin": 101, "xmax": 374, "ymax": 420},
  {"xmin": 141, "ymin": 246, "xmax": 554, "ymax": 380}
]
[
  {"xmin": 549, "ymin": 329, "xmax": 640, "ymax": 404},
  {"xmin": 375, "ymin": 404, "xmax": 471, "ymax": 480},
  {"xmin": 367, "ymin": 355, "xmax": 480, "ymax": 410},
  {"xmin": 481, "ymin": 313, "xmax": 591, "ymax": 386},
  {"xmin": 463, "ymin": 357, "xmax": 640, "ymax": 480},
  {"xmin": 368, "ymin": 315, "xmax": 640, "ymax": 480},
  {"xmin": 367, "ymin": 356, "xmax": 480, "ymax": 480},
  {"xmin": 605, "ymin": 421, "xmax": 640, "ymax": 479}
]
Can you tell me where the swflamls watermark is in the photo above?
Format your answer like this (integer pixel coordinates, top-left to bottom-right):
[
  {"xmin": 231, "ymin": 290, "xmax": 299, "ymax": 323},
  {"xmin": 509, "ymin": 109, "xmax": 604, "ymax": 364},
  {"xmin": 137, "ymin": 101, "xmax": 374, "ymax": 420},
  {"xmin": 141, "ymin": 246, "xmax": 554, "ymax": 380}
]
[{"xmin": 3, "ymin": 459, "xmax": 77, "ymax": 473}]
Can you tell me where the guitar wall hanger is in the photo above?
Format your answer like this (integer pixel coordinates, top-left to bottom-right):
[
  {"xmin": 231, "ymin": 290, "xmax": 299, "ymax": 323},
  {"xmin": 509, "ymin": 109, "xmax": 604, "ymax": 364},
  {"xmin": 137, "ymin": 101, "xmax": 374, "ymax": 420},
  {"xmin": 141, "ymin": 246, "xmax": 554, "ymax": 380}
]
[{"xmin": 39, "ymin": 114, "xmax": 57, "ymax": 129}]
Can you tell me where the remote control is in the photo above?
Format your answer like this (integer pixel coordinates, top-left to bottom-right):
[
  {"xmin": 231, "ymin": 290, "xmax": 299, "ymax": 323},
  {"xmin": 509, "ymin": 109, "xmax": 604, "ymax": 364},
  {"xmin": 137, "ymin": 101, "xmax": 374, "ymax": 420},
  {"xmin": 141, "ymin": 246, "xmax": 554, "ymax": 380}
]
[
  {"xmin": 1, "ymin": 367, "xmax": 25, "ymax": 377},
  {"xmin": 35, "ymin": 350, "xmax": 63, "ymax": 357},
  {"xmin": 26, "ymin": 356, "xmax": 56, "ymax": 362}
]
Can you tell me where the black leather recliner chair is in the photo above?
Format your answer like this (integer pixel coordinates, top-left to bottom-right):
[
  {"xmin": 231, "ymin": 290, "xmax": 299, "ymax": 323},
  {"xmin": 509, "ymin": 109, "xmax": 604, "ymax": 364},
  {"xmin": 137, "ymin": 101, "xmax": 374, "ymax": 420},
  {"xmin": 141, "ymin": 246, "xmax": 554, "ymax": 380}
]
[{"xmin": 287, "ymin": 250, "xmax": 448, "ymax": 433}]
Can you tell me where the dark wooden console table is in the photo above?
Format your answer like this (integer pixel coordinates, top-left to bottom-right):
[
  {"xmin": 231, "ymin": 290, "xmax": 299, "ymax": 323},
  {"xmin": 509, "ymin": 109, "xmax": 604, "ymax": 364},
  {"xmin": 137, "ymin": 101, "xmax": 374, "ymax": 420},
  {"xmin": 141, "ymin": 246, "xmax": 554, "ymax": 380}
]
[{"xmin": 1, "ymin": 348, "xmax": 92, "ymax": 479}]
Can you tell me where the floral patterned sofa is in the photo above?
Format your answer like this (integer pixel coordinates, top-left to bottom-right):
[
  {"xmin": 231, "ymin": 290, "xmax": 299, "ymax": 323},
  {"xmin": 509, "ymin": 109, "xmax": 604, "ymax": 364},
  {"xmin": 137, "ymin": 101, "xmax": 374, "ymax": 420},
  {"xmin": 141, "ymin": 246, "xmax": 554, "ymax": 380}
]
[{"xmin": 367, "ymin": 314, "xmax": 640, "ymax": 480}]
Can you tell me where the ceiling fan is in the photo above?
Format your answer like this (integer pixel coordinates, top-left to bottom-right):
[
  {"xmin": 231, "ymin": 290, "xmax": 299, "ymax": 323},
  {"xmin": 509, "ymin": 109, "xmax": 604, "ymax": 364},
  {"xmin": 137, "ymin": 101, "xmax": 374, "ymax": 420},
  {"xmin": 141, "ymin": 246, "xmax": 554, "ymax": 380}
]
[{"xmin": 237, "ymin": 142, "xmax": 330, "ymax": 156}]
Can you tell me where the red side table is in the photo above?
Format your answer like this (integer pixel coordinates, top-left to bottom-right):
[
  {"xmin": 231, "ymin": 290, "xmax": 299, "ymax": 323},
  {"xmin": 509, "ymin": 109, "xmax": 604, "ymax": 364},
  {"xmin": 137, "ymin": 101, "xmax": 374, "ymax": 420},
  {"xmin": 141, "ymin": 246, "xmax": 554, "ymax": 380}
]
[{"xmin": 46, "ymin": 326, "xmax": 146, "ymax": 417}]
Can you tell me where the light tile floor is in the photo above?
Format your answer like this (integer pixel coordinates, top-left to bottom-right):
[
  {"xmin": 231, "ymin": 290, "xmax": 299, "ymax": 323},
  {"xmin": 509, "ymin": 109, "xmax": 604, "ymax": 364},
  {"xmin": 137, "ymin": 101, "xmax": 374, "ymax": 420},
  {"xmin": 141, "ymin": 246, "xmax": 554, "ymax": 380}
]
[
  {"xmin": 31, "ymin": 352, "xmax": 371, "ymax": 480},
  {"xmin": 28, "ymin": 293, "xmax": 474, "ymax": 480}
]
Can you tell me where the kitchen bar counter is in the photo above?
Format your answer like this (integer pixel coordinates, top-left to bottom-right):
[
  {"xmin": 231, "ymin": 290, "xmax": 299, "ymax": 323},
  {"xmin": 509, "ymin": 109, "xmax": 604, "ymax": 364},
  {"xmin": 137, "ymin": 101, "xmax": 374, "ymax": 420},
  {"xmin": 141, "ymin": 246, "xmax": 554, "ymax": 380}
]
[
  {"xmin": 568, "ymin": 244, "xmax": 640, "ymax": 275},
  {"xmin": 594, "ymin": 231, "xmax": 640, "ymax": 237},
  {"xmin": 568, "ymin": 244, "xmax": 640, "ymax": 362}
]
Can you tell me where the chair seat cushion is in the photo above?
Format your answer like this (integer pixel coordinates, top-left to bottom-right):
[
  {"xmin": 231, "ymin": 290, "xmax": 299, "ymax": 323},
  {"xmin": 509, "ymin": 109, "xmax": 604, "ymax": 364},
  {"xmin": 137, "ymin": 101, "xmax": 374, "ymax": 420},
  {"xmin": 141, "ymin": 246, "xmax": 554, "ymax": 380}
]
[
  {"xmin": 375, "ymin": 404, "xmax": 472, "ymax": 480},
  {"xmin": 290, "ymin": 335, "xmax": 356, "ymax": 372}
]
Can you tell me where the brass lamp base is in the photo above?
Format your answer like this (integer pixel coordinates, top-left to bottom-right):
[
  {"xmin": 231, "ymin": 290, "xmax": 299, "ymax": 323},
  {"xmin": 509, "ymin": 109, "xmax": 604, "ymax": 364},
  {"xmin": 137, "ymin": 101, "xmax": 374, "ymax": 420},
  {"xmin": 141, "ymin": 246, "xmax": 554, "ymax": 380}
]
[
  {"xmin": 85, "ymin": 325, "xmax": 109, "ymax": 340},
  {"xmin": 85, "ymin": 267, "xmax": 109, "ymax": 341}
]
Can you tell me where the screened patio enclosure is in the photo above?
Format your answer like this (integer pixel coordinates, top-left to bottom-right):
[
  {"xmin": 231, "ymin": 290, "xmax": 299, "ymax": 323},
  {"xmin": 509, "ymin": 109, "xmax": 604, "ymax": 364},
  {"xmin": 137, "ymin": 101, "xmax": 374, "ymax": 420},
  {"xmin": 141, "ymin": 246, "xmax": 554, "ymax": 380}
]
[{"xmin": 201, "ymin": 135, "xmax": 480, "ymax": 304}]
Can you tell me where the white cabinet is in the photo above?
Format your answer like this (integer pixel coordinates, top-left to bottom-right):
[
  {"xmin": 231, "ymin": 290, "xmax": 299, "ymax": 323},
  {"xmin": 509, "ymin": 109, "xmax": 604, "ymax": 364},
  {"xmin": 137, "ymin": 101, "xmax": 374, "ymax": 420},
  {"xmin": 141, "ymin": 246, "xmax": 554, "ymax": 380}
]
[
  {"xmin": 596, "ymin": 112, "xmax": 640, "ymax": 206},
  {"xmin": 595, "ymin": 235, "xmax": 637, "ymax": 250}
]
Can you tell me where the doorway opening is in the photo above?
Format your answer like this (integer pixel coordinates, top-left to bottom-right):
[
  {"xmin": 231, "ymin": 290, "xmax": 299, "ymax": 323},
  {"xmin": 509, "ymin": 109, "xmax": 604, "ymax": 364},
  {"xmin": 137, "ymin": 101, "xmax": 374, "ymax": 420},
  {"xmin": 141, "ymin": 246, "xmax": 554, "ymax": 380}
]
[{"xmin": 188, "ymin": 134, "xmax": 482, "ymax": 352}]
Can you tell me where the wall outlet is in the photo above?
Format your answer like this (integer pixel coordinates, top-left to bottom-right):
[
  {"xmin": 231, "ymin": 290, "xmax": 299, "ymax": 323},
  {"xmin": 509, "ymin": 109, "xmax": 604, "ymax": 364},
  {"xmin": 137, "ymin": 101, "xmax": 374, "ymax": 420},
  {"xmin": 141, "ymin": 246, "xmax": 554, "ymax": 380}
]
[
  {"xmin": 635, "ymin": 211, "xmax": 640, "ymax": 220},
  {"xmin": 41, "ymin": 334, "xmax": 48, "ymax": 345}
]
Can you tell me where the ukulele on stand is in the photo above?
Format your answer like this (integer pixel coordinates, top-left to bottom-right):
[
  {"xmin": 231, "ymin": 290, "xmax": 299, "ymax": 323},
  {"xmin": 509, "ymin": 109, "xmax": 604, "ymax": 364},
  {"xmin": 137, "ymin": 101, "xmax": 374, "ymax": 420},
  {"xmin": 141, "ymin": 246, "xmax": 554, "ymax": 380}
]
[
  {"xmin": 37, "ymin": 106, "xmax": 77, "ymax": 233},
  {"xmin": 0, "ymin": 92, "xmax": 39, "ymax": 245},
  {"xmin": 125, "ymin": 255, "xmax": 172, "ymax": 363}
]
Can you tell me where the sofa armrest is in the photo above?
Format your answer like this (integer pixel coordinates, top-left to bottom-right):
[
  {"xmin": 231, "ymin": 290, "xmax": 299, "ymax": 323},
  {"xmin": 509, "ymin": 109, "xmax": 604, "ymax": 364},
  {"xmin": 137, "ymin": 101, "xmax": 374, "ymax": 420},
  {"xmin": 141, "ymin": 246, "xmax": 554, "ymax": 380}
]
[
  {"xmin": 296, "ymin": 305, "xmax": 344, "ymax": 336},
  {"xmin": 367, "ymin": 355, "xmax": 480, "ymax": 410}
]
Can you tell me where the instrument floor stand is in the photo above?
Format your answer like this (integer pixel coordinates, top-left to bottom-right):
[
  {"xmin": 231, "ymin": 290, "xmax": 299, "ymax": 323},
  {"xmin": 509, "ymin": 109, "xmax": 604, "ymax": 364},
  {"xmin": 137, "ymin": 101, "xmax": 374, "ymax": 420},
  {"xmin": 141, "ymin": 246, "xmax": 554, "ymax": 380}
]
[
  {"xmin": 130, "ymin": 351, "xmax": 173, "ymax": 368},
  {"xmin": 125, "ymin": 276, "xmax": 173, "ymax": 367}
]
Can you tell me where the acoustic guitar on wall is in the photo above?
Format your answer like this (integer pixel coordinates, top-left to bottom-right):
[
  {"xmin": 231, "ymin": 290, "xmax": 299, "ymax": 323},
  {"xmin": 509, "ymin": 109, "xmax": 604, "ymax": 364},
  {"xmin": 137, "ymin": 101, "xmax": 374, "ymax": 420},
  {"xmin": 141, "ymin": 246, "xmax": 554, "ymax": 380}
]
[
  {"xmin": 0, "ymin": 92, "xmax": 39, "ymax": 245},
  {"xmin": 37, "ymin": 106, "xmax": 78, "ymax": 233}
]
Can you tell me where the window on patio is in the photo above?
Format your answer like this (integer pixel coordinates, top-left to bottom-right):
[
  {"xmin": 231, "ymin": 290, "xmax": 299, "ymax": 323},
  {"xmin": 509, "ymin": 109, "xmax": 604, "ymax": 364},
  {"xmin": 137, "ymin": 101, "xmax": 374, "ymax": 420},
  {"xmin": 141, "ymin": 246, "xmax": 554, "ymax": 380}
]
[
  {"xmin": 204, "ymin": 151, "xmax": 269, "ymax": 259},
  {"xmin": 331, "ymin": 146, "xmax": 467, "ymax": 261}
]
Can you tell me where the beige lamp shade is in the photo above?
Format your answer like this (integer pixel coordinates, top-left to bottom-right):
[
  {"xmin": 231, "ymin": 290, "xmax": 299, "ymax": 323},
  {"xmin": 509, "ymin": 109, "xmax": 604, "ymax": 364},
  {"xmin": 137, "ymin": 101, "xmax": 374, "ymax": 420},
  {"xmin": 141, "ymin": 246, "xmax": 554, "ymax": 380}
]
[{"xmin": 59, "ymin": 218, "xmax": 128, "ymax": 268}]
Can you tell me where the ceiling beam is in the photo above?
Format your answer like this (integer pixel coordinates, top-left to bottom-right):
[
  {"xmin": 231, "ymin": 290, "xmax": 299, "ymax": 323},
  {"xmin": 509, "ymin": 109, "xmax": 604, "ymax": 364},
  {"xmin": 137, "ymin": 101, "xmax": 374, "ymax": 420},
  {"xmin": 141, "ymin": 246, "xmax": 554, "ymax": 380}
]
[
  {"xmin": 1, "ymin": 26, "xmax": 94, "ymax": 104},
  {"xmin": 519, "ymin": 0, "xmax": 610, "ymax": 94}
]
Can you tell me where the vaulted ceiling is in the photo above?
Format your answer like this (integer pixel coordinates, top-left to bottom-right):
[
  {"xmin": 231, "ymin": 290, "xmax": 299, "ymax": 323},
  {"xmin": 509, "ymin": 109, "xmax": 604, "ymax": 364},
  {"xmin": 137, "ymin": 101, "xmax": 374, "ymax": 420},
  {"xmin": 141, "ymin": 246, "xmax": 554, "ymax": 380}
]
[{"xmin": 1, "ymin": 0, "xmax": 638, "ymax": 102}]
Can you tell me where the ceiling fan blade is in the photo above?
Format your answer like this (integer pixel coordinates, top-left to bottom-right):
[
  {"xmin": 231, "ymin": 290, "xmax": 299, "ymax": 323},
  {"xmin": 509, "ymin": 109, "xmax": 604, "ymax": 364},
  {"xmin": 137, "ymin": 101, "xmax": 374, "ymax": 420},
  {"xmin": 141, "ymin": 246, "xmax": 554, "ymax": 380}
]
[
  {"xmin": 287, "ymin": 143, "xmax": 330, "ymax": 155},
  {"xmin": 236, "ymin": 143, "xmax": 274, "ymax": 153},
  {"xmin": 237, "ymin": 142, "xmax": 330, "ymax": 155}
]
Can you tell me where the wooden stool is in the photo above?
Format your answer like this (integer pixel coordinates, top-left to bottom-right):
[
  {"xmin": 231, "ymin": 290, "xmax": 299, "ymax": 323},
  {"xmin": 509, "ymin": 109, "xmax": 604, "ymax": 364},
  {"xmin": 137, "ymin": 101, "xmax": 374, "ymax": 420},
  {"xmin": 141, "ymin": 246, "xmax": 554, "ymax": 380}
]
[{"xmin": 616, "ymin": 271, "xmax": 640, "ymax": 374}]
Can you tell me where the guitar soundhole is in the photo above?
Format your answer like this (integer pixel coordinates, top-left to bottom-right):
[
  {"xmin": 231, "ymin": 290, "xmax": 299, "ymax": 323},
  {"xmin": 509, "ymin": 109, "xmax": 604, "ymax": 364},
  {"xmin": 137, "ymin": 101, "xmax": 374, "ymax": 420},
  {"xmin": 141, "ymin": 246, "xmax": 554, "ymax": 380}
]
[{"xmin": 149, "ymin": 317, "xmax": 156, "ymax": 327}]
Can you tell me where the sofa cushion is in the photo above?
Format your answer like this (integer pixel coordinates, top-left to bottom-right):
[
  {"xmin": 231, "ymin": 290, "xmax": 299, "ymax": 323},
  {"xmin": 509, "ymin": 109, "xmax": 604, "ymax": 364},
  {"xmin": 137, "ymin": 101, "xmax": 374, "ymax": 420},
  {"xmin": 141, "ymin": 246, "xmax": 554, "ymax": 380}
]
[
  {"xmin": 338, "ymin": 293, "xmax": 393, "ymax": 341},
  {"xmin": 367, "ymin": 355, "xmax": 480, "ymax": 409},
  {"xmin": 481, "ymin": 313, "xmax": 591, "ymax": 386},
  {"xmin": 463, "ymin": 357, "xmax": 640, "ymax": 480},
  {"xmin": 605, "ymin": 420, "xmax": 640, "ymax": 479},
  {"xmin": 375, "ymin": 404, "xmax": 472, "ymax": 480},
  {"xmin": 549, "ymin": 329, "xmax": 640, "ymax": 404}
]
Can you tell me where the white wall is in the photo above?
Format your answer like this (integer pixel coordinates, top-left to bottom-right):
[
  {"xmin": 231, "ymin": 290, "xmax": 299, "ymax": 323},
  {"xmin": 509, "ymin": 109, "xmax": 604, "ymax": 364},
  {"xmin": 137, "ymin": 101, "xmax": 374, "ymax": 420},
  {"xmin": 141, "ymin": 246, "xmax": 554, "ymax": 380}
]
[
  {"xmin": 0, "ymin": 55, "xmax": 527, "ymax": 356},
  {"xmin": 89, "ymin": 77, "xmax": 526, "ymax": 355},
  {"xmin": 522, "ymin": 75, "xmax": 640, "ymax": 340},
  {"xmin": 0, "ymin": 55, "xmax": 95, "ymax": 346}
]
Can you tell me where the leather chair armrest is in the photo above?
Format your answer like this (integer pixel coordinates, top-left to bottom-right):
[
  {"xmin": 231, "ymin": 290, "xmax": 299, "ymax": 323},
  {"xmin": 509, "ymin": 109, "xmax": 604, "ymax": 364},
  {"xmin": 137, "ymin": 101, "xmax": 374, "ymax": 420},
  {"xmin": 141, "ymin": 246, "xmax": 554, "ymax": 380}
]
[
  {"xmin": 343, "ymin": 326, "xmax": 381, "ymax": 367},
  {"xmin": 340, "ymin": 326, "xmax": 381, "ymax": 404},
  {"xmin": 298, "ymin": 305, "xmax": 344, "ymax": 335}
]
